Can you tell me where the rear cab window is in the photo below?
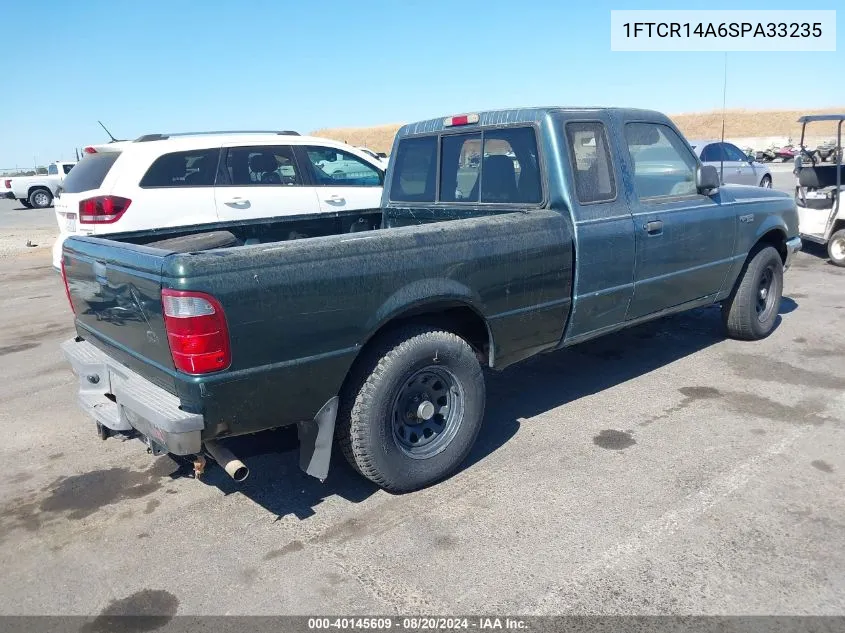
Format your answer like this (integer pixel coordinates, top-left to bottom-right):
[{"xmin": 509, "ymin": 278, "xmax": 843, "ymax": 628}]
[
  {"xmin": 61, "ymin": 152, "xmax": 121, "ymax": 194},
  {"xmin": 389, "ymin": 125, "xmax": 542, "ymax": 205}
]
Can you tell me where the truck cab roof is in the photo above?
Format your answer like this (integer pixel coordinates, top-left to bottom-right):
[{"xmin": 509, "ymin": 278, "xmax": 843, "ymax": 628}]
[{"xmin": 396, "ymin": 106, "xmax": 672, "ymax": 138}]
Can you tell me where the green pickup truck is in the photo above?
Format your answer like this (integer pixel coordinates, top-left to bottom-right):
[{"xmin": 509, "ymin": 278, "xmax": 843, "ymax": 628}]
[{"xmin": 60, "ymin": 107, "xmax": 801, "ymax": 492}]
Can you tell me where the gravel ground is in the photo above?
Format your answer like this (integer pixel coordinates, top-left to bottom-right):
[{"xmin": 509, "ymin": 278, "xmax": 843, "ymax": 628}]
[{"xmin": 0, "ymin": 199, "xmax": 57, "ymax": 258}]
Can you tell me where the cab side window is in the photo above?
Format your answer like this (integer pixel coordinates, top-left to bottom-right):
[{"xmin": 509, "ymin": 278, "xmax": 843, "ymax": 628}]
[
  {"xmin": 564, "ymin": 121, "xmax": 616, "ymax": 204},
  {"xmin": 625, "ymin": 123, "xmax": 697, "ymax": 199}
]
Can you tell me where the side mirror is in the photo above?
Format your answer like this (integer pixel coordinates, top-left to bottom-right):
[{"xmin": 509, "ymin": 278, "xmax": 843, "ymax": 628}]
[{"xmin": 696, "ymin": 165, "xmax": 720, "ymax": 193}]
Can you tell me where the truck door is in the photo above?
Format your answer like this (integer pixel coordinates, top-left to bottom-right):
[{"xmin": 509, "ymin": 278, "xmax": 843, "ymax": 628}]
[
  {"xmin": 621, "ymin": 121, "xmax": 737, "ymax": 320},
  {"xmin": 559, "ymin": 118, "xmax": 637, "ymax": 341}
]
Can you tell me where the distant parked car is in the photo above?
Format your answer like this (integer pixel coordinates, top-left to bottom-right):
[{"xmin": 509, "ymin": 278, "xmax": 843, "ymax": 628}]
[
  {"xmin": 51, "ymin": 131, "xmax": 385, "ymax": 270},
  {"xmin": 7, "ymin": 161, "xmax": 77, "ymax": 208},
  {"xmin": 687, "ymin": 140, "xmax": 772, "ymax": 188}
]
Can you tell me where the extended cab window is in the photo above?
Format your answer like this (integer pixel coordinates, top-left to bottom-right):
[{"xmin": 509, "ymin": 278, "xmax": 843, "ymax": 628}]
[
  {"xmin": 223, "ymin": 146, "xmax": 301, "ymax": 186},
  {"xmin": 140, "ymin": 149, "xmax": 221, "ymax": 188},
  {"xmin": 62, "ymin": 164, "xmax": 74, "ymax": 175},
  {"xmin": 625, "ymin": 123, "xmax": 697, "ymax": 199},
  {"xmin": 304, "ymin": 147, "xmax": 382, "ymax": 187},
  {"xmin": 390, "ymin": 136, "xmax": 437, "ymax": 203},
  {"xmin": 564, "ymin": 122, "xmax": 616, "ymax": 204}
]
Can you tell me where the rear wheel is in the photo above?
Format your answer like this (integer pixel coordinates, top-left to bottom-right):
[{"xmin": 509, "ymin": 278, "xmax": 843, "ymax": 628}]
[
  {"xmin": 18, "ymin": 199, "xmax": 32, "ymax": 208},
  {"xmin": 722, "ymin": 245, "xmax": 783, "ymax": 340},
  {"xmin": 336, "ymin": 326, "xmax": 485, "ymax": 492},
  {"xmin": 760, "ymin": 175, "xmax": 772, "ymax": 188},
  {"xmin": 28, "ymin": 188, "xmax": 53, "ymax": 208},
  {"xmin": 827, "ymin": 229, "xmax": 845, "ymax": 267}
]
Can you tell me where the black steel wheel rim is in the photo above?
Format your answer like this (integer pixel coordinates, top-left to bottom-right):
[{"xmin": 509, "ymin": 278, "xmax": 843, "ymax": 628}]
[
  {"xmin": 391, "ymin": 366, "xmax": 464, "ymax": 459},
  {"xmin": 756, "ymin": 265, "xmax": 776, "ymax": 322}
]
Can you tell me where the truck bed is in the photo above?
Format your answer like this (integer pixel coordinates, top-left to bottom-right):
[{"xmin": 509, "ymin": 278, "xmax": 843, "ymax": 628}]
[{"xmin": 62, "ymin": 206, "xmax": 574, "ymax": 438}]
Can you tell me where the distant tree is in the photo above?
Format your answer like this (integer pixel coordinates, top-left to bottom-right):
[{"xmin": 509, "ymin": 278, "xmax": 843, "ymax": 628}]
[{"xmin": 35, "ymin": 166, "xmax": 47, "ymax": 175}]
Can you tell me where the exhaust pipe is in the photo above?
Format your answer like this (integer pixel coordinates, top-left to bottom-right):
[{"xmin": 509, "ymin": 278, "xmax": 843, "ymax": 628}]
[{"xmin": 204, "ymin": 440, "xmax": 249, "ymax": 482}]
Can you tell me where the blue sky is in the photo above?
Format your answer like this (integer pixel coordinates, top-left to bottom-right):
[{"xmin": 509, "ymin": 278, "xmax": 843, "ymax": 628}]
[{"xmin": 0, "ymin": 0, "xmax": 841, "ymax": 167}]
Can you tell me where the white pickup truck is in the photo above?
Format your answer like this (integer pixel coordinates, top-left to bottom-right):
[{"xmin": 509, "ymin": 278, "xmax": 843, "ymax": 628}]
[{"xmin": 6, "ymin": 161, "xmax": 76, "ymax": 208}]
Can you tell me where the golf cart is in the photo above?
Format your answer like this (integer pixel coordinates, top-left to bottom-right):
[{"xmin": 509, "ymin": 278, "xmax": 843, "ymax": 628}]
[{"xmin": 794, "ymin": 114, "xmax": 845, "ymax": 266}]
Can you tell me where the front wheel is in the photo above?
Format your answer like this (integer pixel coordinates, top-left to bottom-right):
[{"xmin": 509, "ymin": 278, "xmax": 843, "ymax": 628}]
[
  {"xmin": 722, "ymin": 245, "xmax": 784, "ymax": 340},
  {"xmin": 760, "ymin": 175, "xmax": 772, "ymax": 188},
  {"xmin": 336, "ymin": 326, "xmax": 485, "ymax": 492},
  {"xmin": 28, "ymin": 188, "xmax": 53, "ymax": 208},
  {"xmin": 827, "ymin": 229, "xmax": 845, "ymax": 267}
]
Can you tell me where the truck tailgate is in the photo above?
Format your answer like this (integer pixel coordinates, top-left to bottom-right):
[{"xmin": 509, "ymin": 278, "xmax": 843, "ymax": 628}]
[{"xmin": 62, "ymin": 236, "xmax": 177, "ymax": 393}]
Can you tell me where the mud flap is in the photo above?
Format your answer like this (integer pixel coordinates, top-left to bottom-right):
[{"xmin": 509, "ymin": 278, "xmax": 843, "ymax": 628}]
[{"xmin": 297, "ymin": 396, "xmax": 339, "ymax": 481}]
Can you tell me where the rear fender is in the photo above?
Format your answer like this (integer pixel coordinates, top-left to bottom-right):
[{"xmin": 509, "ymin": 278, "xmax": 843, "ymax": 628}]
[{"xmin": 362, "ymin": 278, "xmax": 492, "ymax": 361}]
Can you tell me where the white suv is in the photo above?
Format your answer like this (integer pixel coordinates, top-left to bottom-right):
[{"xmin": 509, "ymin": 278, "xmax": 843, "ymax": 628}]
[{"xmin": 52, "ymin": 131, "xmax": 386, "ymax": 269}]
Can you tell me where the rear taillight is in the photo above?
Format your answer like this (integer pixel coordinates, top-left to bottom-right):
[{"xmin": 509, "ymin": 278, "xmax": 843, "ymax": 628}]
[
  {"xmin": 83, "ymin": 146, "xmax": 97, "ymax": 154},
  {"xmin": 60, "ymin": 258, "xmax": 75, "ymax": 314},
  {"xmin": 79, "ymin": 195, "xmax": 131, "ymax": 224},
  {"xmin": 3, "ymin": 179, "xmax": 10, "ymax": 189},
  {"xmin": 161, "ymin": 289, "xmax": 230, "ymax": 374}
]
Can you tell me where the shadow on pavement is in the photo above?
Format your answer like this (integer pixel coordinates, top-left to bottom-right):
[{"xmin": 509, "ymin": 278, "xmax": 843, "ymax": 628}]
[{"xmin": 189, "ymin": 300, "xmax": 800, "ymax": 520}]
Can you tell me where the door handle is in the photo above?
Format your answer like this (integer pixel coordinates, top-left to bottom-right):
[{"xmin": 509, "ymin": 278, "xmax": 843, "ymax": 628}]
[
  {"xmin": 224, "ymin": 197, "xmax": 250, "ymax": 207},
  {"xmin": 324, "ymin": 195, "xmax": 346, "ymax": 205},
  {"xmin": 643, "ymin": 220, "xmax": 663, "ymax": 235}
]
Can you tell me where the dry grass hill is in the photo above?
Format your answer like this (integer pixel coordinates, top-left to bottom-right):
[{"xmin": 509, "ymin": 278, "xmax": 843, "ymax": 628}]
[{"xmin": 312, "ymin": 107, "xmax": 845, "ymax": 153}]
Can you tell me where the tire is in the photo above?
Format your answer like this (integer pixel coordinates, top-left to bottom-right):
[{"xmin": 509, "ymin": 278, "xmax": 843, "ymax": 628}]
[
  {"xmin": 827, "ymin": 229, "xmax": 845, "ymax": 267},
  {"xmin": 336, "ymin": 326, "xmax": 485, "ymax": 492},
  {"xmin": 760, "ymin": 175, "xmax": 772, "ymax": 188},
  {"xmin": 18, "ymin": 199, "xmax": 32, "ymax": 208},
  {"xmin": 722, "ymin": 245, "xmax": 784, "ymax": 340},
  {"xmin": 28, "ymin": 188, "xmax": 52, "ymax": 208}
]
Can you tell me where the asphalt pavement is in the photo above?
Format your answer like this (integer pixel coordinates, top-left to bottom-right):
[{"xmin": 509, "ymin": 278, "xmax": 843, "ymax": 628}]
[{"xmin": 0, "ymin": 168, "xmax": 842, "ymax": 618}]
